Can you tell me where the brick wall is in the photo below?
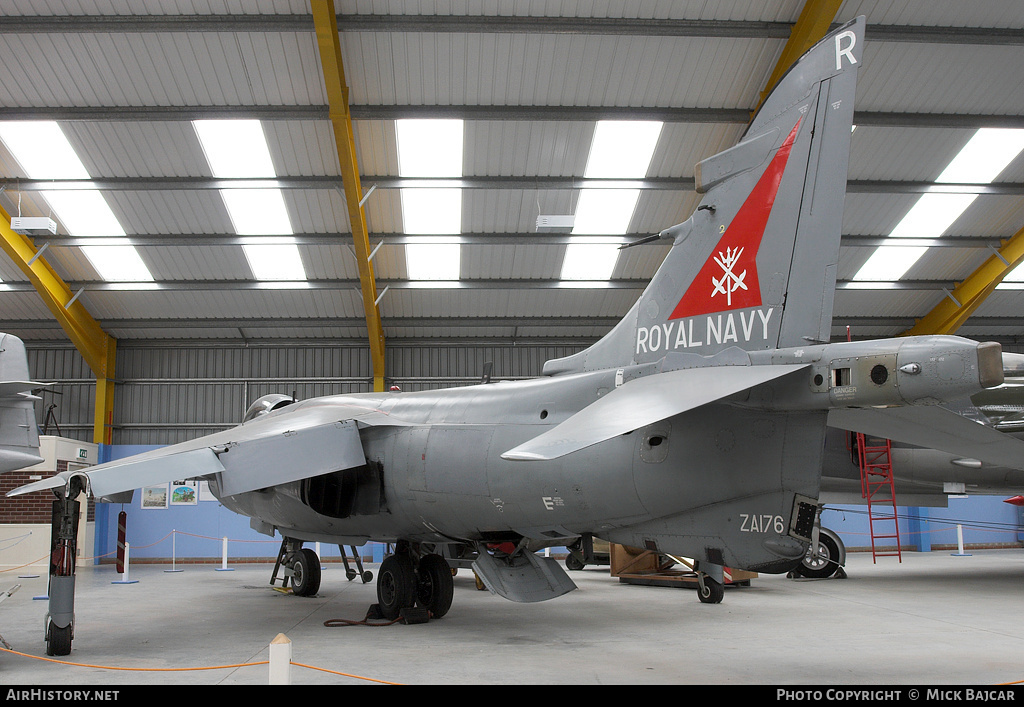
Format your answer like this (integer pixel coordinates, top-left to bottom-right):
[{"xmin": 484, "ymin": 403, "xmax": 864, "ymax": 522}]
[{"xmin": 0, "ymin": 460, "xmax": 94, "ymax": 524}]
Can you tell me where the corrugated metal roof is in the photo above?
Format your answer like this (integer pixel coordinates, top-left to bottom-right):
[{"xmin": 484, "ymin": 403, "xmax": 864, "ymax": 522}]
[{"xmin": 1, "ymin": 0, "xmax": 1023, "ymax": 348}]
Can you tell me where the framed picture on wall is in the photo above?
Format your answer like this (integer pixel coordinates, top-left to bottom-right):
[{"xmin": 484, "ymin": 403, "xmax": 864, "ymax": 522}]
[
  {"xmin": 141, "ymin": 485, "xmax": 168, "ymax": 509},
  {"xmin": 170, "ymin": 481, "xmax": 198, "ymax": 506}
]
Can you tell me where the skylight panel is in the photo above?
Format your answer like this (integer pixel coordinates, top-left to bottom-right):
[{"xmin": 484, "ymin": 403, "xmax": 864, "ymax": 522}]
[
  {"xmin": 406, "ymin": 237, "xmax": 461, "ymax": 280},
  {"xmin": 395, "ymin": 120, "xmax": 465, "ymax": 280},
  {"xmin": 851, "ymin": 244, "xmax": 930, "ymax": 282},
  {"xmin": 561, "ymin": 122, "xmax": 662, "ymax": 281},
  {"xmin": 0, "ymin": 121, "xmax": 153, "ymax": 282},
  {"xmin": 193, "ymin": 119, "xmax": 306, "ymax": 281},
  {"xmin": 401, "ymin": 188, "xmax": 462, "ymax": 235},
  {"xmin": 220, "ymin": 189, "xmax": 294, "ymax": 236},
  {"xmin": 584, "ymin": 121, "xmax": 663, "ymax": 179},
  {"xmin": 937, "ymin": 128, "xmax": 1024, "ymax": 184},
  {"xmin": 40, "ymin": 190, "xmax": 127, "ymax": 237},
  {"xmin": 396, "ymin": 119, "xmax": 464, "ymax": 177},
  {"xmin": 0, "ymin": 121, "xmax": 89, "ymax": 179},
  {"xmin": 80, "ymin": 244, "xmax": 154, "ymax": 282},
  {"xmin": 571, "ymin": 189, "xmax": 641, "ymax": 235},
  {"xmin": 854, "ymin": 128, "xmax": 1024, "ymax": 282},
  {"xmin": 192, "ymin": 120, "xmax": 276, "ymax": 178},
  {"xmin": 242, "ymin": 240, "xmax": 306, "ymax": 281},
  {"xmin": 560, "ymin": 238, "xmax": 622, "ymax": 281}
]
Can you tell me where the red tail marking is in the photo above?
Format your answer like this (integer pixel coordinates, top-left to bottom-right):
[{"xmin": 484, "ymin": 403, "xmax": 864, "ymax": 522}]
[{"xmin": 669, "ymin": 120, "xmax": 801, "ymax": 321}]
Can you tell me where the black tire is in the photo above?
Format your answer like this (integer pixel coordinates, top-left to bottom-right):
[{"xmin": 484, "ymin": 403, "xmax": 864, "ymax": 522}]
[
  {"xmin": 416, "ymin": 554, "xmax": 454, "ymax": 619},
  {"xmin": 377, "ymin": 554, "xmax": 416, "ymax": 620},
  {"xmin": 565, "ymin": 554, "xmax": 585, "ymax": 571},
  {"xmin": 46, "ymin": 622, "xmax": 72, "ymax": 656},
  {"xmin": 291, "ymin": 547, "xmax": 322, "ymax": 597},
  {"xmin": 697, "ymin": 575, "xmax": 724, "ymax": 604},
  {"xmin": 799, "ymin": 533, "xmax": 841, "ymax": 579}
]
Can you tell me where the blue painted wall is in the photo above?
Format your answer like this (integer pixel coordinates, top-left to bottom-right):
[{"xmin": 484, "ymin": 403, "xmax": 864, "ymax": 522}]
[
  {"xmin": 822, "ymin": 495, "xmax": 1024, "ymax": 552},
  {"xmin": 92, "ymin": 444, "xmax": 386, "ymax": 565},
  {"xmin": 94, "ymin": 444, "xmax": 1023, "ymax": 564}
]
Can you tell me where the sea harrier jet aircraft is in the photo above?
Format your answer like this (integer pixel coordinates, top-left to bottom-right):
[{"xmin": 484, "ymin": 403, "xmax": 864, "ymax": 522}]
[{"xmin": 11, "ymin": 16, "xmax": 1024, "ymax": 657}]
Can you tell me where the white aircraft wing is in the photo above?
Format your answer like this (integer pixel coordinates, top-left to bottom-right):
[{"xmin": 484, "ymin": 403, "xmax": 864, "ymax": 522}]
[
  {"xmin": 501, "ymin": 364, "xmax": 809, "ymax": 461},
  {"xmin": 7, "ymin": 399, "xmax": 412, "ymax": 499}
]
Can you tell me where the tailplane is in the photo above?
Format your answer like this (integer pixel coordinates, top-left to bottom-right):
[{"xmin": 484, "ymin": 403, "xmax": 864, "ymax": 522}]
[
  {"xmin": 0, "ymin": 333, "xmax": 45, "ymax": 473},
  {"xmin": 544, "ymin": 17, "xmax": 864, "ymax": 375}
]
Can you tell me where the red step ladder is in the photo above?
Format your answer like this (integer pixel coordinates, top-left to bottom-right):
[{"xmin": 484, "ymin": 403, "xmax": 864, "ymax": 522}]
[{"xmin": 856, "ymin": 433, "xmax": 902, "ymax": 563}]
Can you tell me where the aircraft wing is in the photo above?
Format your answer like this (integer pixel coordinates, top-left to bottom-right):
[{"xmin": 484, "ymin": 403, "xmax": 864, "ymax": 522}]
[
  {"xmin": 828, "ymin": 405, "xmax": 1024, "ymax": 472},
  {"xmin": 7, "ymin": 399, "xmax": 409, "ymax": 499},
  {"xmin": 501, "ymin": 364, "xmax": 809, "ymax": 461}
]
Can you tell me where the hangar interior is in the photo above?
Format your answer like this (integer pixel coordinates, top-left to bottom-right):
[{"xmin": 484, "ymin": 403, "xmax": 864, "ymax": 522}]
[{"xmin": 1, "ymin": 0, "xmax": 1024, "ymax": 686}]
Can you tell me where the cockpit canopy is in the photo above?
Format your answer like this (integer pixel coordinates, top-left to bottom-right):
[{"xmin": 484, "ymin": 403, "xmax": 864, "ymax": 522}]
[{"xmin": 242, "ymin": 393, "xmax": 295, "ymax": 423}]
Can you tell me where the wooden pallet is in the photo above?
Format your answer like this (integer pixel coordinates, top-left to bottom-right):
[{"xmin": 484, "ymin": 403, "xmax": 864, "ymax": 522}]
[{"xmin": 609, "ymin": 544, "xmax": 756, "ymax": 588}]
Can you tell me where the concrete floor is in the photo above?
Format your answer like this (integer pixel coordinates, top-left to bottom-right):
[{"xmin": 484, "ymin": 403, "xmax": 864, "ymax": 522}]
[{"xmin": 1, "ymin": 548, "xmax": 1023, "ymax": 686}]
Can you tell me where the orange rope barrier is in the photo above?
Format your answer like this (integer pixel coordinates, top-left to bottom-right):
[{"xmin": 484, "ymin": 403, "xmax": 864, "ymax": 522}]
[
  {"xmin": 0, "ymin": 646, "xmax": 400, "ymax": 684},
  {"xmin": 0, "ymin": 646, "xmax": 266, "ymax": 672},
  {"xmin": 291, "ymin": 662, "xmax": 402, "ymax": 684},
  {"xmin": 0, "ymin": 554, "xmax": 48, "ymax": 573}
]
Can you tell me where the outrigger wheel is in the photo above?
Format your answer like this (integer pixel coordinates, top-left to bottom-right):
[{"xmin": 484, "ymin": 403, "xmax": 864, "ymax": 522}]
[{"xmin": 696, "ymin": 562, "xmax": 725, "ymax": 604}]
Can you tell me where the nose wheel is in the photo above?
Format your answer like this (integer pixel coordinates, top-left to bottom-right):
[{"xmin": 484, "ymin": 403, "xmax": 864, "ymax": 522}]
[{"xmin": 270, "ymin": 539, "xmax": 321, "ymax": 596}]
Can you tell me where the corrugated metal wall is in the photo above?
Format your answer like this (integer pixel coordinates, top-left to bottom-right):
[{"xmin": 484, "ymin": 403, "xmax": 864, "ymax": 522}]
[{"xmin": 26, "ymin": 341, "xmax": 588, "ymax": 445}]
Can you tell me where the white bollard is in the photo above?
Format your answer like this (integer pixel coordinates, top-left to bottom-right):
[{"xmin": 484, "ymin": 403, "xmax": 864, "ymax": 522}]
[
  {"xmin": 269, "ymin": 633, "xmax": 292, "ymax": 685},
  {"xmin": 164, "ymin": 530, "xmax": 183, "ymax": 573},
  {"xmin": 216, "ymin": 536, "xmax": 234, "ymax": 571},
  {"xmin": 951, "ymin": 524, "xmax": 972, "ymax": 556}
]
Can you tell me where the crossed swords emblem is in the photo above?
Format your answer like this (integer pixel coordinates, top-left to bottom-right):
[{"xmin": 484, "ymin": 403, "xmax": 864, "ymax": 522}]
[{"xmin": 711, "ymin": 246, "xmax": 748, "ymax": 306}]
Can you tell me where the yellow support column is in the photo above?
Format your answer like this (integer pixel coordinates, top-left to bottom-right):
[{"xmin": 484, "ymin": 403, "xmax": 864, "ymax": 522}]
[
  {"xmin": 904, "ymin": 225, "xmax": 1024, "ymax": 337},
  {"xmin": 311, "ymin": 0, "xmax": 387, "ymax": 392},
  {"xmin": 752, "ymin": 0, "xmax": 844, "ymax": 118},
  {"xmin": 1, "ymin": 205, "xmax": 117, "ymax": 444},
  {"xmin": 93, "ymin": 338, "xmax": 116, "ymax": 445}
]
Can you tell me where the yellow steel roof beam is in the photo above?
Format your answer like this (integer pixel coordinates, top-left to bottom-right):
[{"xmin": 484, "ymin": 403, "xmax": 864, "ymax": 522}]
[
  {"xmin": 904, "ymin": 224, "xmax": 1024, "ymax": 337},
  {"xmin": 311, "ymin": 0, "xmax": 386, "ymax": 392},
  {"xmin": 0, "ymin": 205, "xmax": 117, "ymax": 444},
  {"xmin": 0, "ymin": 205, "xmax": 114, "ymax": 376},
  {"xmin": 752, "ymin": 0, "xmax": 844, "ymax": 119}
]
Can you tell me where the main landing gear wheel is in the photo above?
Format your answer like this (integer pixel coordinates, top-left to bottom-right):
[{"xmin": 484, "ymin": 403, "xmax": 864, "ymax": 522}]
[
  {"xmin": 291, "ymin": 547, "xmax": 322, "ymax": 597},
  {"xmin": 697, "ymin": 574, "xmax": 724, "ymax": 604},
  {"xmin": 376, "ymin": 554, "xmax": 417, "ymax": 620},
  {"xmin": 416, "ymin": 554, "xmax": 454, "ymax": 619}
]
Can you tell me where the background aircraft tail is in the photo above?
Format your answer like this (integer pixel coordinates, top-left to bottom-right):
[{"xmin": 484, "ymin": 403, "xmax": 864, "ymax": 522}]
[
  {"xmin": 0, "ymin": 333, "xmax": 44, "ymax": 473},
  {"xmin": 545, "ymin": 17, "xmax": 864, "ymax": 375}
]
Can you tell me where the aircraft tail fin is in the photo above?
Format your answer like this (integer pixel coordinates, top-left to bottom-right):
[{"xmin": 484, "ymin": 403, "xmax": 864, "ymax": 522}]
[
  {"xmin": 544, "ymin": 17, "xmax": 864, "ymax": 375},
  {"xmin": 0, "ymin": 333, "xmax": 44, "ymax": 473}
]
